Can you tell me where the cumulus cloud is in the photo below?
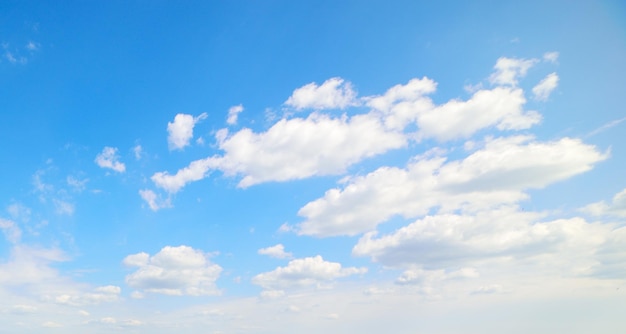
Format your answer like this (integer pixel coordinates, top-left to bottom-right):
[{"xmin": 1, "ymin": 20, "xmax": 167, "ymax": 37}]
[
  {"xmin": 285, "ymin": 77, "xmax": 358, "ymax": 110},
  {"xmin": 582, "ymin": 188, "xmax": 626, "ymax": 217},
  {"xmin": 124, "ymin": 245, "xmax": 222, "ymax": 296},
  {"xmin": 532, "ymin": 72, "xmax": 559, "ymax": 101},
  {"xmin": 95, "ymin": 147, "xmax": 126, "ymax": 173},
  {"xmin": 153, "ymin": 112, "xmax": 406, "ymax": 191},
  {"xmin": 296, "ymin": 136, "xmax": 607, "ymax": 237},
  {"xmin": 213, "ymin": 113, "xmax": 406, "ymax": 188},
  {"xmin": 227, "ymin": 104, "xmax": 244, "ymax": 125},
  {"xmin": 489, "ymin": 57, "xmax": 537, "ymax": 86},
  {"xmin": 149, "ymin": 56, "xmax": 559, "ymax": 194},
  {"xmin": 167, "ymin": 113, "xmax": 207, "ymax": 150},
  {"xmin": 151, "ymin": 157, "xmax": 220, "ymax": 193},
  {"xmin": 251, "ymin": 256, "xmax": 367, "ymax": 293},
  {"xmin": 258, "ymin": 244, "xmax": 293, "ymax": 259},
  {"xmin": 417, "ymin": 87, "xmax": 540, "ymax": 141},
  {"xmin": 352, "ymin": 207, "xmax": 623, "ymax": 281}
]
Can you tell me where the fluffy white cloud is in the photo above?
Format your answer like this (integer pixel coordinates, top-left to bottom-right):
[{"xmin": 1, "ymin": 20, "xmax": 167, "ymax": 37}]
[
  {"xmin": 151, "ymin": 157, "xmax": 219, "ymax": 193},
  {"xmin": 214, "ymin": 113, "xmax": 406, "ymax": 188},
  {"xmin": 153, "ymin": 112, "xmax": 406, "ymax": 191},
  {"xmin": 251, "ymin": 255, "xmax": 367, "ymax": 293},
  {"xmin": 124, "ymin": 245, "xmax": 222, "ymax": 296},
  {"xmin": 417, "ymin": 87, "xmax": 540, "ymax": 141},
  {"xmin": 150, "ymin": 56, "xmax": 557, "ymax": 194},
  {"xmin": 296, "ymin": 136, "xmax": 607, "ymax": 237},
  {"xmin": 167, "ymin": 113, "xmax": 207, "ymax": 150},
  {"xmin": 227, "ymin": 104, "xmax": 244, "ymax": 125},
  {"xmin": 352, "ymin": 206, "xmax": 618, "ymax": 275},
  {"xmin": 366, "ymin": 77, "xmax": 540, "ymax": 141},
  {"xmin": 139, "ymin": 189, "xmax": 171, "ymax": 211},
  {"xmin": 258, "ymin": 244, "xmax": 293, "ymax": 259},
  {"xmin": 489, "ymin": 57, "xmax": 537, "ymax": 86},
  {"xmin": 532, "ymin": 72, "xmax": 559, "ymax": 101},
  {"xmin": 285, "ymin": 77, "xmax": 358, "ymax": 110},
  {"xmin": 95, "ymin": 147, "xmax": 126, "ymax": 173},
  {"xmin": 582, "ymin": 188, "xmax": 626, "ymax": 217}
]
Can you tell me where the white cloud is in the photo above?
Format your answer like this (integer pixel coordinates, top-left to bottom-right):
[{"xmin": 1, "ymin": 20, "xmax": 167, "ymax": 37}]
[
  {"xmin": 353, "ymin": 207, "xmax": 617, "ymax": 277},
  {"xmin": 489, "ymin": 57, "xmax": 537, "ymax": 86},
  {"xmin": 218, "ymin": 113, "xmax": 406, "ymax": 188},
  {"xmin": 151, "ymin": 157, "xmax": 220, "ymax": 193},
  {"xmin": 543, "ymin": 51, "xmax": 559, "ymax": 63},
  {"xmin": 149, "ymin": 56, "xmax": 560, "ymax": 194},
  {"xmin": 285, "ymin": 77, "xmax": 358, "ymax": 110},
  {"xmin": 258, "ymin": 244, "xmax": 293, "ymax": 259},
  {"xmin": 95, "ymin": 147, "xmax": 126, "ymax": 173},
  {"xmin": 124, "ymin": 245, "xmax": 222, "ymax": 296},
  {"xmin": 416, "ymin": 87, "xmax": 540, "ymax": 141},
  {"xmin": 251, "ymin": 255, "xmax": 366, "ymax": 292},
  {"xmin": 227, "ymin": 104, "xmax": 244, "ymax": 125},
  {"xmin": 582, "ymin": 188, "xmax": 626, "ymax": 217},
  {"xmin": 365, "ymin": 77, "xmax": 437, "ymax": 131},
  {"xmin": 0, "ymin": 218, "xmax": 21, "ymax": 243},
  {"xmin": 296, "ymin": 135, "xmax": 607, "ymax": 237},
  {"xmin": 167, "ymin": 113, "xmax": 207, "ymax": 150},
  {"xmin": 154, "ymin": 112, "xmax": 406, "ymax": 191},
  {"xmin": 532, "ymin": 72, "xmax": 559, "ymax": 101},
  {"xmin": 139, "ymin": 189, "xmax": 171, "ymax": 211}
]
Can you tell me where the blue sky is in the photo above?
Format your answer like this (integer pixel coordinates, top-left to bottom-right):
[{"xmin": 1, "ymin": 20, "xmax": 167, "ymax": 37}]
[{"xmin": 1, "ymin": 1, "xmax": 626, "ymax": 332}]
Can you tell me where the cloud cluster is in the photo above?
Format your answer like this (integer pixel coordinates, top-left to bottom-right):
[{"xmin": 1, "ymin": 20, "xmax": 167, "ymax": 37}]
[
  {"xmin": 95, "ymin": 147, "xmax": 126, "ymax": 173},
  {"xmin": 252, "ymin": 255, "xmax": 367, "ymax": 295},
  {"xmin": 285, "ymin": 77, "xmax": 358, "ymax": 110},
  {"xmin": 296, "ymin": 135, "xmax": 607, "ymax": 236},
  {"xmin": 258, "ymin": 244, "xmax": 293, "ymax": 259},
  {"xmin": 150, "ymin": 56, "xmax": 555, "ymax": 194},
  {"xmin": 124, "ymin": 245, "xmax": 222, "ymax": 296},
  {"xmin": 227, "ymin": 104, "xmax": 244, "ymax": 125},
  {"xmin": 167, "ymin": 113, "xmax": 207, "ymax": 150}
]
